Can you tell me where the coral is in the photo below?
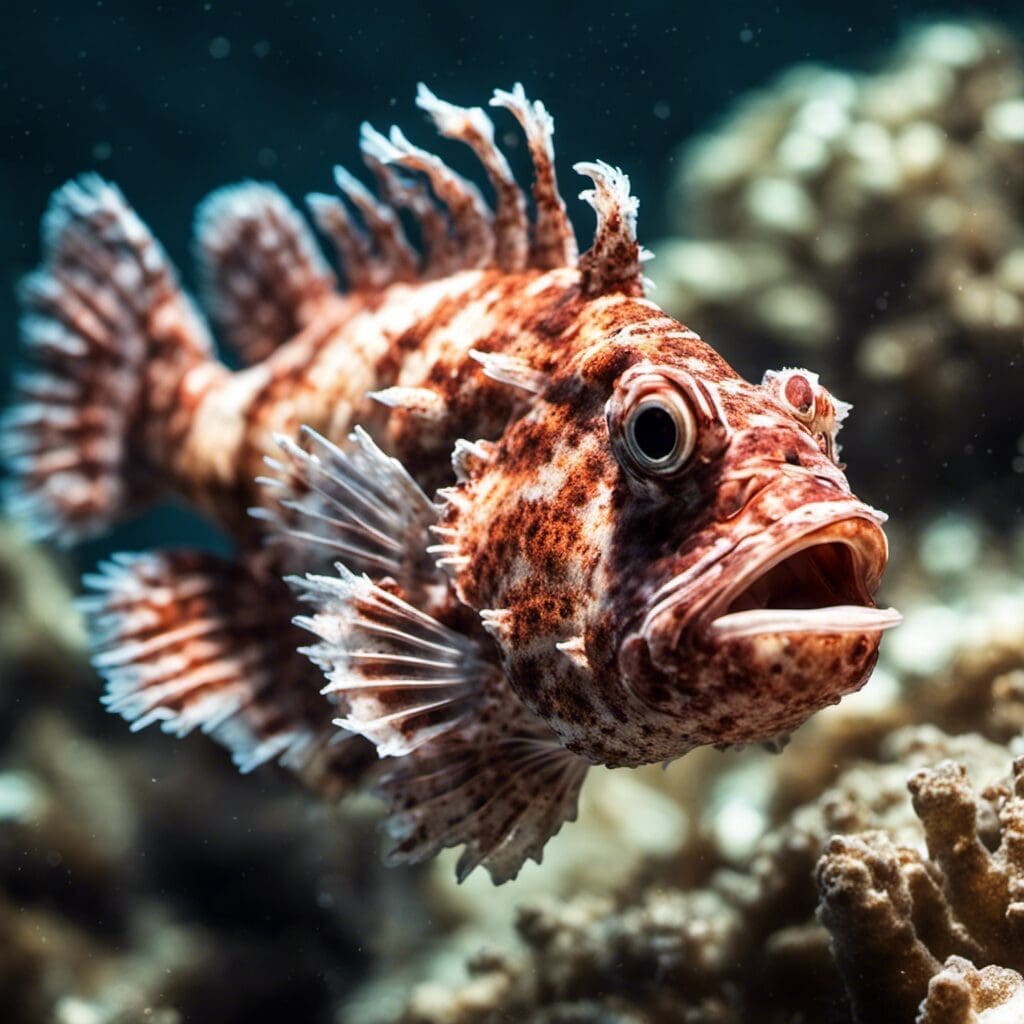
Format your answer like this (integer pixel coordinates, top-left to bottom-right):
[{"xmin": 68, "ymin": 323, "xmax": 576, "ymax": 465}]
[
  {"xmin": 816, "ymin": 753, "xmax": 1024, "ymax": 1022},
  {"xmin": 919, "ymin": 957, "xmax": 1024, "ymax": 1023},
  {"xmin": 385, "ymin": 728, "xmax": 1015, "ymax": 1024},
  {"xmin": 650, "ymin": 21, "xmax": 1024, "ymax": 511}
]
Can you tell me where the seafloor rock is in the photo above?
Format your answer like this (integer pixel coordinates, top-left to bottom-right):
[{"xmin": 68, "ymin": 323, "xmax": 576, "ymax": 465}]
[
  {"xmin": 389, "ymin": 728, "xmax": 1016, "ymax": 1024},
  {"xmin": 649, "ymin": 20, "xmax": 1024, "ymax": 514}
]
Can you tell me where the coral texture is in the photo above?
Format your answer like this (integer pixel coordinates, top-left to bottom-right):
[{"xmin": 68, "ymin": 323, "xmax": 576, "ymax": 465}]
[{"xmin": 650, "ymin": 21, "xmax": 1024, "ymax": 511}]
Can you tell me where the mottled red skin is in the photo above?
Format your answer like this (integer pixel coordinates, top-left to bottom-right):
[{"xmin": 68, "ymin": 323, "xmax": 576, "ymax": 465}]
[
  {"xmin": 6, "ymin": 101, "xmax": 896, "ymax": 881},
  {"xmin": 435, "ymin": 291, "xmax": 889, "ymax": 767},
  {"xmin": 92, "ymin": 259, "xmax": 890, "ymax": 772}
]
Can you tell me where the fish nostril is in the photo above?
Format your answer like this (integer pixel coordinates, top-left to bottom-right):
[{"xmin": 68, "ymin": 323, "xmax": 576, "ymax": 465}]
[{"xmin": 785, "ymin": 451, "xmax": 800, "ymax": 466}]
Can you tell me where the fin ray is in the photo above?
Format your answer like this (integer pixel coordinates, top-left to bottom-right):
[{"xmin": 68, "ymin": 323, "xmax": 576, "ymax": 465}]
[
  {"xmin": 255, "ymin": 426, "xmax": 442, "ymax": 601},
  {"xmin": 194, "ymin": 182, "xmax": 336, "ymax": 364},
  {"xmin": 84, "ymin": 549, "xmax": 368, "ymax": 788},
  {"xmin": 2, "ymin": 174, "xmax": 214, "ymax": 543}
]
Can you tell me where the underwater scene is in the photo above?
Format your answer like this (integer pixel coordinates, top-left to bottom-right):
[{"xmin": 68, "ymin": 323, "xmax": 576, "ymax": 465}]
[{"xmin": 4, "ymin": 2, "xmax": 1024, "ymax": 1021}]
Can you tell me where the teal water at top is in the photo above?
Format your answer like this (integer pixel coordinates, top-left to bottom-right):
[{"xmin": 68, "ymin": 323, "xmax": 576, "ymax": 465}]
[{"xmin": 2, "ymin": 0, "xmax": 1020, "ymax": 564}]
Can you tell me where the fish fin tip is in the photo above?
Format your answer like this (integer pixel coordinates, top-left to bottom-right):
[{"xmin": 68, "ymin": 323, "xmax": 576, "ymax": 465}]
[
  {"xmin": 256, "ymin": 426, "xmax": 441, "ymax": 595},
  {"xmin": 380, "ymin": 710, "xmax": 589, "ymax": 885},
  {"xmin": 4, "ymin": 177, "xmax": 212, "ymax": 543},
  {"xmin": 194, "ymin": 181, "xmax": 335, "ymax": 363},
  {"xmin": 575, "ymin": 160, "xmax": 644, "ymax": 298},
  {"xmin": 295, "ymin": 568, "xmax": 486, "ymax": 757},
  {"xmin": 83, "ymin": 550, "xmax": 363, "ymax": 788}
]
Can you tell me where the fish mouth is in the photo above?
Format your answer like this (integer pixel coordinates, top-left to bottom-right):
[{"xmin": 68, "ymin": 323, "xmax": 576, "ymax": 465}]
[{"xmin": 700, "ymin": 515, "xmax": 901, "ymax": 642}]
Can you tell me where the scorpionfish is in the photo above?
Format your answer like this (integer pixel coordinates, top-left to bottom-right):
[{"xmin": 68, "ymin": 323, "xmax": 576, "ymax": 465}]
[{"xmin": 2, "ymin": 85, "xmax": 900, "ymax": 882}]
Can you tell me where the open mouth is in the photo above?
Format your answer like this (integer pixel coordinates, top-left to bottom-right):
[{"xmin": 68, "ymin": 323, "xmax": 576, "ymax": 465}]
[{"xmin": 705, "ymin": 529, "xmax": 901, "ymax": 642}]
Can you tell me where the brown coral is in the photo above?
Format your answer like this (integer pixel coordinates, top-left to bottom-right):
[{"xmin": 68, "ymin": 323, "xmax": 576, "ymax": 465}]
[
  {"xmin": 919, "ymin": 957, "xmax": 1024, "ymax": 1023},
  {"xmin": 817, "ymin": 754, "xmax": 1024, "ymax": 1022},
  {"xmin": 651, "ymin": 20, "xmax": 1024, "ymax": 512}
]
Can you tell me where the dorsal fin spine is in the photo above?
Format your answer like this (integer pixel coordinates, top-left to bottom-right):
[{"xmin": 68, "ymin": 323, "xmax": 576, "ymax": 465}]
[
  {"xmin": 490, "ymin": 84, "xmax": 578, "ymax": 269},
  {"xmin": 416, "ymin": 83, "xmax": 529, "ymax": 272}
]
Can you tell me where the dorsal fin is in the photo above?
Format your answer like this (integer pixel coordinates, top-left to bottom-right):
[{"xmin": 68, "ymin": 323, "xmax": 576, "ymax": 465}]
[
  {"xmin": 194, "ymin": 183, "xmax": 336, "ymax": 364},
  {"xmin": 305, "ymin": 192, "xmax": 375, "ymax": 291},
  {"xmin": 297, "ymin": 86, "xmax": 647, "ymax": 299},
  {"xmin": 365, "ymin": 154, "xmax": 460, "ymax": 278},
  {"xmin": 333, "ymin": 165, "xmax": 419, "ymax": 285},
  {"xmin": 574, "ymin": 161, "xmax": 646, "ymax": 298},
  {"xmin": 490, "ymin": 84, "xmax": 578, "ymax": 269},
  {"xmin": 416, "ymin": 84, "xmax": 529, "ymax": 272},
  {"xmin": 361, "ymin": 123, "xmax": 495, "ymax": 270}
]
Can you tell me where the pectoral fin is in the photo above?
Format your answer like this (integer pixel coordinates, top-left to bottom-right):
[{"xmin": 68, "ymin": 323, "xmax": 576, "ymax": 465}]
[{"xmin": 292, "ymin": 565, "xmax": 589, "ymax": 883}]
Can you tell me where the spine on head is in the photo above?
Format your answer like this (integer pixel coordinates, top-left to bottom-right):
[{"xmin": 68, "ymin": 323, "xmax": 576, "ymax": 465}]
[{"xmin": 1, "ymin": 175, "xmax": 215, "ymax": 544}]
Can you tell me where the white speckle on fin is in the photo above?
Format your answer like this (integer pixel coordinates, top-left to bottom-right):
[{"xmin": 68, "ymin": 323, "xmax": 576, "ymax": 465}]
[{"xmin": 293, "ymin": 561, "xmax": 591, "ymax": 884}]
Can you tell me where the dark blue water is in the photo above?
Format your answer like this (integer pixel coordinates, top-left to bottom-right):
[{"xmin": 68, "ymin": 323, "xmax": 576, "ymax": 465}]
[{"xmin": 3, "ymin": 0, "xmax": 1020, "ymax": 563}]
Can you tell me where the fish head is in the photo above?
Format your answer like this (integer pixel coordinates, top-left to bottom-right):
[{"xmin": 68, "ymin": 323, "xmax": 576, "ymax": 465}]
[{"xmin": 440, "ymin": 323, "xmax": 897, "ymax": 767}]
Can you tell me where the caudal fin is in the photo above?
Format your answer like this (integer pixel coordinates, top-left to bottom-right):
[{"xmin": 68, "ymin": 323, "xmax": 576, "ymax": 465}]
[{"xmin": 1, "ymin": 175, "xmax": 214, "ymax": 544}]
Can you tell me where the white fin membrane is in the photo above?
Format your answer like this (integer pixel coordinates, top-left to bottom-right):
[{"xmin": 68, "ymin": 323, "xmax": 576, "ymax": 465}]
[
  {"xmin": 253, "ymin": 426, "xmax": 442, "ymax": 601},
  {"xmin": 82, "ymin": 550, "xmax": 365, "ymax": 784}
]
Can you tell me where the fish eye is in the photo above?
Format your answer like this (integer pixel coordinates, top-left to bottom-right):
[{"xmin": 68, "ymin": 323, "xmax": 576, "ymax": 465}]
[{"xmin": 624, "ymin": 394, "xmax": 696, "ymax": 473}]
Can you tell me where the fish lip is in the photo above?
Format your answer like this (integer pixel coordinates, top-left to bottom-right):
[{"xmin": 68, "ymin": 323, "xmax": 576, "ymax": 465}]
[{"xmin": 640, "ymin": 501, "xmax": 892, "ymax": 653}]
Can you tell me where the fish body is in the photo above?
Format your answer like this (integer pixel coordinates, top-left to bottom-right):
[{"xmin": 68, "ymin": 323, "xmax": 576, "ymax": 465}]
[{"xmin": 1, "ymin": 85, "xmax": 898, "ymax": 881}]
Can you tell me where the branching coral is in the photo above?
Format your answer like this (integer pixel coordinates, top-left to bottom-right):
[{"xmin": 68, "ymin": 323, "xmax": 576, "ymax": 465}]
[
  {"xmin": 919, "ymin": 957, "xmax": 1024, "ymax": 1023},
  {"xmin": 388, "ymin": 729, "xmax": 1014, "ymax": 1024},
  {"xmin": 817, "ymin": 755, "xmax": 1024, "ymax": 1022}
]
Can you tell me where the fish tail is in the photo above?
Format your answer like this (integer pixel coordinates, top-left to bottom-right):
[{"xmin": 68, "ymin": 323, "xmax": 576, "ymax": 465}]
[{"xmin": 1, "ymin": 174, "xmax": 216, "ymax": 543}]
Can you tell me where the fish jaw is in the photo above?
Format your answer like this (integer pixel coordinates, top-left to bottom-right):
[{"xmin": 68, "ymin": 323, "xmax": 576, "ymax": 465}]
[{"xmin": 618, "ymin": 502, "xmax": 898, "ymax": 752}]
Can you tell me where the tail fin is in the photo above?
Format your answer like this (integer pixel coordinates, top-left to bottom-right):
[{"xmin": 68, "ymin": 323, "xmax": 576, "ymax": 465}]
[{"xmin": 1, "ymin": 175, "xmax": 215, "ymax": 544}]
